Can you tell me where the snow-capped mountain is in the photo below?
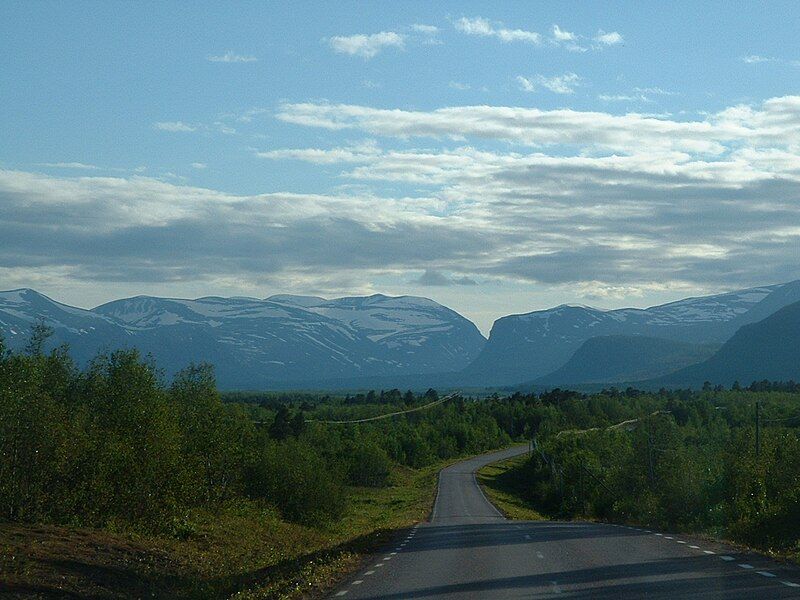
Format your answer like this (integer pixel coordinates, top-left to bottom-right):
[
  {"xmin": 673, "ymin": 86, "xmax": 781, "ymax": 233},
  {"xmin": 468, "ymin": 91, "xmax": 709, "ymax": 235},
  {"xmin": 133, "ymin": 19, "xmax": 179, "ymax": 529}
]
[
  {"xmin": 0, "ymin": 290, "xmax": 486, "ymax": 389},
  {"xmin": 4, "ymin": 281, "xmax": 800, "ymax": 390},
  {"xmin": 465, "ymin": 281, "xmax": 800, "ymax": 386}
]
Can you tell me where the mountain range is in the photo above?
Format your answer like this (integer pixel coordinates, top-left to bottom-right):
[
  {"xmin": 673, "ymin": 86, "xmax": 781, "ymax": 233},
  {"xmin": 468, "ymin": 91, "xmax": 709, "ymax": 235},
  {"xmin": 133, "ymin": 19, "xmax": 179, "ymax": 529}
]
[
  {"xmin": 1, "ymin": 280, "xmax": 800, "ymax": 390},
  {"xmin": 0, "ymin": 290, "xmax": 484, "ymax": 389},
  {"xmin": 464, "ymin": 280, "xmax": 800, "ymax": 386}
]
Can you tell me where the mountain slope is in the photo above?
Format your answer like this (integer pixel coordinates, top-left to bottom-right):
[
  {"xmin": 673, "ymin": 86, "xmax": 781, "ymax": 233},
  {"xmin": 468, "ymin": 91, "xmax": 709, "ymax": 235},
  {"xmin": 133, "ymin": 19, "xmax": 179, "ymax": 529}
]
[
  {"xmin": 0, "ymin": 290, "xmax": 485, "ymax": 389},
  {"xmin": 464, "ymin": 281, "xmax": 800, "ymax": 386},
  {"xmin": 652, "ymin": 300, "xmax": 800, "ymax": 388},
  {"xmin": 534, "ymin": 335, "xmax": 718, "ymax": 386}
]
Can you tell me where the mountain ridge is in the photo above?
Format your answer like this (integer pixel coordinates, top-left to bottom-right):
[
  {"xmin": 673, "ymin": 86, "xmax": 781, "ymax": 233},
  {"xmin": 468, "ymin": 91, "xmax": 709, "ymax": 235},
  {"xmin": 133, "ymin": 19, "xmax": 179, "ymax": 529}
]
[
  {"xmin": 463, "ymin": 280, "xmax": 800, "ymax": 386},
  {"xmin": 3, "ymin": 281, "xmax": 800, "ymax": 390},
  {"xmin": 1, "ymin": 289, "xmax": 485, "ymax": 389}
]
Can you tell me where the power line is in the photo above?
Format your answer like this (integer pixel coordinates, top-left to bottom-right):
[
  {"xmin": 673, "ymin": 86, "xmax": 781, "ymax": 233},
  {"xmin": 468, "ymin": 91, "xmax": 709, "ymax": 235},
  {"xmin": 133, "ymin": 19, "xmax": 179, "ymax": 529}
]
[
  {"xmin": 307, "ymin": 393, "xmax": 458, "ymax": 424},
  {"xmin": 556, "ymin": 410, "xmax": 671, "ymax": 438}
]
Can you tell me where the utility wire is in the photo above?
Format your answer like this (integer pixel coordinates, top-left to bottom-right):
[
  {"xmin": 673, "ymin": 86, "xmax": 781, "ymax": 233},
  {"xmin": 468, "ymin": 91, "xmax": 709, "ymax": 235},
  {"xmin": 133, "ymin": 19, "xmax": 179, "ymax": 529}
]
[
  {"xmin": 556, "ymin": 410, "xmax": 671, "ymax": 438},
  {"xmin": 307, "ymin": 393, "xmax": 458, "ymax": 424}
]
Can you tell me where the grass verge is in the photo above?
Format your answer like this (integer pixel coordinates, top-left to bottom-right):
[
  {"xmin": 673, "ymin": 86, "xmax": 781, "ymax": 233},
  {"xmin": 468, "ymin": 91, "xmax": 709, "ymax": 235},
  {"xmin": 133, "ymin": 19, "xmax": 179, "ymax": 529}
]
[
  {"xmin": 0, "ymin": 462, "xmax": 443, "ymax": 599},
  {"xmin": 476, "ymin": 451, "xmax": 545, "ymax": 521}
]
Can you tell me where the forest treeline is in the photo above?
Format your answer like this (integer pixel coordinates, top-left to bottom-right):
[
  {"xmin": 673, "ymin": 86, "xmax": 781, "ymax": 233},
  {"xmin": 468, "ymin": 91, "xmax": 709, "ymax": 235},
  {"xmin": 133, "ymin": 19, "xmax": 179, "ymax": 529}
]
[
  {"xmin": 502, "ymin": 386, "xmax": 800, "ymax": 556},
  {"xmin": 0, "ymin": 325, "xmax": 510, "ymax": 531},
  {"xmin": 2, "ymin": 324, "xmax": 800, "ymax": 561}
]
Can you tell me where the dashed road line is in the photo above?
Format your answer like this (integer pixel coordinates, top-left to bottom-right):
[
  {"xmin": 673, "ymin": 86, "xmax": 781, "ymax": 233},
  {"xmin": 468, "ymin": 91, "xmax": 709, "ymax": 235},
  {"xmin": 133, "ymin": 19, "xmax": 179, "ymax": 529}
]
[
  {"xmin": 677, "ymin": 540, "xmax": 687, "ymax": 544},
  {"xmin": 757, "ymin": 571, "xmax": 776, "ymax": 578},
  {"xmin": 720, "ymin": 556, "xmax": 735, "ymax": 561},
  {"xmin": 781, "ymin": 581, "xmax": 800, "ymax": 588},
  {"xmin": 353, "ymin": 580, "xmax": 363, "ymax": 585},
  {"xmin": 703, "ymin": 550, "xmax": 715, "ymax": 555},
  {"xmin": 335, "ymin": 591, "xmax": 348, "ymax": 597},
  {"xmin": 689, "ymin": 545, "xmax": 700, "ymax": 549},
  {"xmin": 738, "ymin": 563, "xmax": 754, "ymax": 569},
  {"xmin": 364, "ymin": 570, "xmax": 375, "ymax": 576}
]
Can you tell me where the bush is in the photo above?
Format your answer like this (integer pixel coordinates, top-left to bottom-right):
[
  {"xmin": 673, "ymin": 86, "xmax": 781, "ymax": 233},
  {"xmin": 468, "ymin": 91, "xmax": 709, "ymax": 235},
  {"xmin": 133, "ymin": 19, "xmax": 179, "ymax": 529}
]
[
  {"xmin": 246, "ymin": 439, "xmax": 346, "ymax": 525},
  {"xmin": 346, "ymin": 440, "xmax": 391, "ymax": 487}
]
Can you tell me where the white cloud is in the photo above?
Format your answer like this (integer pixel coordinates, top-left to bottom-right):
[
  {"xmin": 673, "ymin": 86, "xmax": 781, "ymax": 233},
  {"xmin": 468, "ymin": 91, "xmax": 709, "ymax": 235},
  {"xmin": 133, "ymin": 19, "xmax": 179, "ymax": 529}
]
[
  {"xmin": 598, "ymin": 94, "xmax": 640, "ymax": 102},
  {"xmin": 191, "ymin": 163, "xmax": 208, "ymax": 169},
  {"xmin": 456, "ymin": 17, "xmax": 621, "ymax": 52},
  {"xmin": 515, "ymin": 76, "xmax": 536, "ymax": 92},
  {"xmin": 207, "ymin": 51, "xmax": 257, "ymax": 63},
  {"xmin": 741, "ymin": 54, "xmax": 800, "ymax": 67},
  {"xmin": 412, "ymin": 24, "xmax": 439, "ymax": 34},
  {"xmin": 154, "ymin": 121, "xmax": 197, "ymax": 132},
  {"xmin": 454, "ymin": 16, "xmax": 541, "ymax": 44},
  {"xmin": 328, "ymin": 31, "xmax": 405, "ymax": 58},
  {"xmin": 534, "ymin": 73, "xmax": 581, "ymax": 94},
  {"xmin": 594, "ymin": 30, "xmax": 623, "ymax": 45},
  {"xmin": 281, "ymin": 99, "xmax": 795, "ymax": 154},
  {"xmin": 552, "ymin": 24, "xmax": 576, "ymax": 42},
  {"xmin": 38, "ymin": 162, "xmax": 100, "ymax": 170},
  {"xmin": 633, "ymin": 86, "xmax": 677, "ymax": 96},
  {"xmin": 742, "ymin": 54, "xmax": 772, "ymax": 64}
]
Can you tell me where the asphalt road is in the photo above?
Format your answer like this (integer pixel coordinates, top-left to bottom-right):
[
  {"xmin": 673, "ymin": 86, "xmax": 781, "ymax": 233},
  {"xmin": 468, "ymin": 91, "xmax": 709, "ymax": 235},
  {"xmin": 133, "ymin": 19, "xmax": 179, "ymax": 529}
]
[{"xmin": 331, "ymin": 445, "xmax": 800, "ymax": 599}]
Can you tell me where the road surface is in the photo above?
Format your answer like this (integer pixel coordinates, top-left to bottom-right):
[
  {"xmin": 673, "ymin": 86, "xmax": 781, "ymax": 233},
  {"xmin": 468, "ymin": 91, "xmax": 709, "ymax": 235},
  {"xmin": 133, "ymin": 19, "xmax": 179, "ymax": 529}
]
[{"xmin": 331, "ymin": 446, "xmax": 800, "ymax": 598}]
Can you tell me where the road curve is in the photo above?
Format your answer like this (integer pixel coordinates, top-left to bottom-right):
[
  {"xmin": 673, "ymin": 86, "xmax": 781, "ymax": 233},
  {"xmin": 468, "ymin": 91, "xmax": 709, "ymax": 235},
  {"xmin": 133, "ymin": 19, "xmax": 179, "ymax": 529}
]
[{"xmin": 331, "ymin": 446, "xmax": 800, "ymax": 598}]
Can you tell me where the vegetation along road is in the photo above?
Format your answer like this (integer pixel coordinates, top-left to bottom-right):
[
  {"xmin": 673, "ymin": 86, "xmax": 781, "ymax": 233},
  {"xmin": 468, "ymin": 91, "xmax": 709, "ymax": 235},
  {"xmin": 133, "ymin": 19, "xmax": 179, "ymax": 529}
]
[{"xmin": 331, "ymin": 446, "xmax": 800, "ymax": 599}]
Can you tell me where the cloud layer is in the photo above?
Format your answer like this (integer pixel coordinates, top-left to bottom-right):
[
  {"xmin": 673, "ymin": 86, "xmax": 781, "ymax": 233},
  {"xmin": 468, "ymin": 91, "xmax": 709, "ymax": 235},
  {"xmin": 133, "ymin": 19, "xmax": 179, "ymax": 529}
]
[{"xmin": 5, "ymin": 95, "xmax": 800, "ymax": 319}]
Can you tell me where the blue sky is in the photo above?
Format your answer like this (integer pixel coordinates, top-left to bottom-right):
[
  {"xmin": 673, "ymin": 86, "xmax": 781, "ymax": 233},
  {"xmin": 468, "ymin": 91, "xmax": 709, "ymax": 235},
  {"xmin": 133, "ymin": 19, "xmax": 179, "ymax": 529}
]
[{"xmin": 2, "ymin": 1, "xmax": 800, "ymax": 332}]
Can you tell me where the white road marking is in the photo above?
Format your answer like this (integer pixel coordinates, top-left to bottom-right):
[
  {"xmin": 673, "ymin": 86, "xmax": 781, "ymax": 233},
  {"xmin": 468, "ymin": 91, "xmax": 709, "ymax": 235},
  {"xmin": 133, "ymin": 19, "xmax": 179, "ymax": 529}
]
[
  {"xmin": 374, "ymin": 563, "xmax": 385, "ymax": 568},
  {"xmin": 781, "ymin": 581, "xmax": 800, "ymax": 587},
  {"xmin": 537, "ymin": 552, "xmax": 544, "ymax": 559},
  {"xmin": 335, "ymin": 592, "xmax": 348, "ymax": 597},
  {"xmin": 655, "ymin": 533, "xmax": 663, "ymax": 536},
  {"xmin": 665, "ymin": 536, "xmax": 673, "ymax": 540},
  {"xmin": 703, "ymin": 550, "xmax": 715, "ymax": 554},
  {"xmin": 390, "ymin": 552, "xmax": 397, "ymax": 555},
  {"xmin": 738, "ymin": 563, "xmax": 754, "ymax": 569},
  {"xmin": 472, "ymin": 471, "xmax": 504, "ymax": 517},
  {"xmin": 643, "ymin": 530, "xmax": 652, "ymax": 533},
  {"xmin": 720, "ymin": 556, "xmax": 735, "ymax": 561},
  {"xmin": 677, "ymin": 540, "xmax": 687, "ymax": 544},
  {"xmin": 365, "ymin": 570, "xmax": 375, "ymax": 576},
  {"xmin": 757, "ymin": 571, "xmax": 776, "ymax": 578},
  {"xmin": 383, "ymin": 556, "xmax": 392, "ymax": 560},
  {"xmin": 689, "ymin": 545, "xmax": 700, "ymax": 549},
  {"xmin": 353, "ymin": 580, "xmax": 363, "ymax": 585}
]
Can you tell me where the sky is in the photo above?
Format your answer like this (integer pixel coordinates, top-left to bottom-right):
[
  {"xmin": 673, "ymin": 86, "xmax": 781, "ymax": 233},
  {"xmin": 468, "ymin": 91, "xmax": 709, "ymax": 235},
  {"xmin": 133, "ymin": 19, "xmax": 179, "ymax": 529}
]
[{"xmin": 2, "ymin": 1, "xmax": 800, "ymax": 334}]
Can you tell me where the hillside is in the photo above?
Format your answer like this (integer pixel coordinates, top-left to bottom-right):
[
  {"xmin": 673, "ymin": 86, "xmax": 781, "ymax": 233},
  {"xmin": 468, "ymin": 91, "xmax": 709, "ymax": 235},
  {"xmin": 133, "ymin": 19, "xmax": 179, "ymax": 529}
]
[
  {"xmin": 534, "ymin": 335, "xmax": 718, "ymax": 386},
  {"xmin": 652, "ymin": 300, "xmax": 800, "ymax": 387}
]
